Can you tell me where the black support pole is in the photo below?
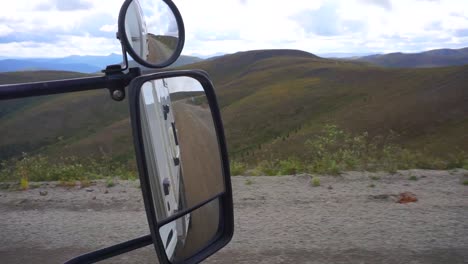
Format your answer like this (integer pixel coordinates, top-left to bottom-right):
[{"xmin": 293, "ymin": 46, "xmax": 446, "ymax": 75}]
[
  {"xmin": 64, "ymin": 234, "xmax": 153, "ymax": 264},
  {"xmin": 0, "ymin": 68, "xmax": 141, "ymax": 100}
]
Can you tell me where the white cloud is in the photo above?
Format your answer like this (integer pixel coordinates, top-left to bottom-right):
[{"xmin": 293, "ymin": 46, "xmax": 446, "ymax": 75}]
[
  {"xmin": 359, "ymin": 0, "xmax": 392, "ymax": 10},
  {"xmin": 178, "ymin": 0, "xmax": 468, "ymax": 55},
  {"xmin": 0, "ymin": 35, "xmax": 121, "ymax": 58},
  {"xmin": 99, "ymin": 24, "xmax": 118, "ymax": 33},
  {"xmin": 0, "ymin": 0, "xmax": 467, "ymax": 58},
  {"xmin": 0, "ymin": 0, "xmax": 121, "ymax": 57},
  {"xmin": 0, "ymin": 25, "xmax": 14, "ymax": 37}
]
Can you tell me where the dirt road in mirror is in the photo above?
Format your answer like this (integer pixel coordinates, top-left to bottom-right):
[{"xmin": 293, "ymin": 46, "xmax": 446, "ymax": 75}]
[
  {"xmin": 171, "ymin": 100, "xmax": 223, "ymax": 259},
  {"xmin": 0, "ymin": 169, "xmax": 467, "ymax": 263},
  {"xmin": 174, "ymin": 100, "xmax": 224, "ymax": 208}
]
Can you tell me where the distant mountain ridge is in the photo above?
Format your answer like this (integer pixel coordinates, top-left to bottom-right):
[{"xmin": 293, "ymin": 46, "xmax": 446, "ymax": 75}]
[
  {"xmin": 190, "ymin": 52, "xmax": 227, "ymax": 59},
  {"xmin": 0, "ymin": 54, "xmax": 122, "ymax": 73},
  {"xmin": 0, "ymin": 54, "xmax": 202, "ymax": 73},
  {"xmin": 357, "ymin": 47, "xmax": 468, "ymax": 68},
  {"xmin": 0, "ymin": 59, "xmax": 102, "ymax": 74},
  {"xmin": 319, "ymin": 52, "xmax": 378, "ymax": 58}
]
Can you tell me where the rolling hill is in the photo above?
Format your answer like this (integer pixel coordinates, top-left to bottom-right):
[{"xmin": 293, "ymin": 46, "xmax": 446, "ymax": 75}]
[
  {"xmin": 0, "ymin": 49, "xmax": 467, "ymax": 168},
  {"xmin": 185, "ymin": 49, "xmax": 468, "ymax": 162},
  {"xmin": 357, "ymin": 47, "xmax": 468, "ymax": 68},
  {"xmin": 127, "ymin": 55, "xmax": 203, "ymax": 71},
  {"xmin": 0, "ymin": 71, "xmax": 132, "ymax": 161}
]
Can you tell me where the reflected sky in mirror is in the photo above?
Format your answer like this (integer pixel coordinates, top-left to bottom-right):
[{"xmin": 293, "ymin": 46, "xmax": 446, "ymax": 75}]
[
  {"xmin": 141, "ymin": 0, "xmax": 179, "ymax": 37},
  {"xmin": 125, "ymin": 0, "xmax": 180, "ymax": 64},
  {"xmin": 166, "ymin": 76, "xmax": 203, "ymax": 93},
  {"xmin": 141, "ymin": 77, "xmax": 202, "ymax": 104}
]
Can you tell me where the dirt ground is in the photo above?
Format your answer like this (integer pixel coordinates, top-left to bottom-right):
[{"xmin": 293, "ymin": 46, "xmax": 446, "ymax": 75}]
[{"xmin": 0, "ymin": 169, "xmax": 467, "ymax": 264}]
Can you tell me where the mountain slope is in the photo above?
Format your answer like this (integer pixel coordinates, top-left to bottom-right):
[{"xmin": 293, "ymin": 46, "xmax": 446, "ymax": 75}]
[
  {"xmin": 357, "ymin": 47, "xmax": 468, "ymax": 68},
  {"xmin": 185, "ymin": 50, "xmax": 468, "ymax": 161},
  {"xmin": 127, "ymin": 55, "xmax": 203, "ymax": 71},
  {"xmin": 0, "ymin": 50, "xmax": 467, "ymax": 165},
  {"xmin": 0, "ymin": 71, "xmax": 130, "ymax": 160},
  {"xmin": 170, "ymin": 55, "xmax": 203, "ymax": 67}
]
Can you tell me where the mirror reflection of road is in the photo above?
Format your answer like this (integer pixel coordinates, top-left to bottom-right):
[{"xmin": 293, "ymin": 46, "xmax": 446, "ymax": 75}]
[
  {"xmin": 147, "ymin": 37, "xmax": 175, "ymax": 64},
  {"xmin": 172, "ymin": 99, "xmax": 224, "ymax": 260}
]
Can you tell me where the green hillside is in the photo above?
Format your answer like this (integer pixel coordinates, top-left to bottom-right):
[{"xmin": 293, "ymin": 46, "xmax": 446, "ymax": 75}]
[
  {"xmin": 1, "ymin": 51, "xmax": 467, "ymax": 179},
  {"xmin": 185, "ymin": 50, "xmax": 468, "ymax": 164},
  {"xmin": 358, "ymin": 47, "xmax": 468, "ymax": 68},
  {"xmin": 0, "ymin": 71, "xmax": 132, "ymax": 162}
]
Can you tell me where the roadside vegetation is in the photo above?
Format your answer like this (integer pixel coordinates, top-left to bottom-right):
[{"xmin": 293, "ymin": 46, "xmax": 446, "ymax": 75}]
[
  {"xmin": 1, "ymin": 124, "xmax": 467, "ymax": 185},
  {"xmin": 0, "ymin": 154, "xmax": 137, "ymax": 185},
  {"xmin": 311, "ymin": 176, "xmax": 320, "ymax": 187},
  {"xmin": 2, "ymin": 52, "xmax": 467, "ymax": 180},
  {"xmin": 229, "ymin": 124, "xmax": 468, "ymax": 176}
]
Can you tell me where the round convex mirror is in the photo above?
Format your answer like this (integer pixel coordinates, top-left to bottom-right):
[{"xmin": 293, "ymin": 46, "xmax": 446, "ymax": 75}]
[{"xmin": 118, "ymin": 0, "xmax": 185, "ymax": 68}]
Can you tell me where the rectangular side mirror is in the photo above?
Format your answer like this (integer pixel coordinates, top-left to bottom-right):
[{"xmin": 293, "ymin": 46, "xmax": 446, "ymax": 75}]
[{"xmin": 128, "ymin": 70, "xmax": 234, "ymax": 264}]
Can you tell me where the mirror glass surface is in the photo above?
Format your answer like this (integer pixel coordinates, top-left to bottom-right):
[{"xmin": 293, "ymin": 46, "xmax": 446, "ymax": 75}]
[
  {"xmin": 159, "ymin": 198, "xmax": 220, "ymax": 263},
  {"xmin": 139, "ymin": 76, "xmax": 225, "ymax": 223},
  {"xmin": 124, "ymin": 0, "xmax": 180, "ymax": 65}
]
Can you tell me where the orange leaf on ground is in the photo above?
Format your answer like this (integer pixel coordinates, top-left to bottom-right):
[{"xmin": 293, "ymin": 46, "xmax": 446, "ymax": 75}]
[{"xmin": 398, "ymin": 192, "xmax": 418, "ymax": 204}]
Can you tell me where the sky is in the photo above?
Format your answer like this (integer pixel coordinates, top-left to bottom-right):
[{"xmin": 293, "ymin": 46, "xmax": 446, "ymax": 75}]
[{"xmin": 0, "ymin": 0, "xmax": 467, "ymax": 58}]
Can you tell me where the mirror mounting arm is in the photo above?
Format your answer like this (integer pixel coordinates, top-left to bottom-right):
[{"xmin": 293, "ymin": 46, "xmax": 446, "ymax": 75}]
[
  {"xmin": 0, "ymin": 67, "xmax": 142, "ymax": 101},
  {"xmin": 103, "ymin": 37, "xmax": 130, "ymax": 75},
  {"xmin": 64, "ymin": 234, "xmax": 153, "ymax": 264},
  {"xmin": 107, "ymin": 67, "xmax": 141, "ymax": 101}
]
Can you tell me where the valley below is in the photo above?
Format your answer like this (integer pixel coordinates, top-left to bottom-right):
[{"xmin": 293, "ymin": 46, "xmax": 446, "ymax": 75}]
[{"xmin": 1, "ymin": 169, "xmax": 467, "ymax": 264}]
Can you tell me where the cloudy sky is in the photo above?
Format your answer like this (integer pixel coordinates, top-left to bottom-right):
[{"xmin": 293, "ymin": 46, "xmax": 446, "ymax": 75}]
[{"xmin": 0, "ymin": 0, "xmax": 467, "ymax": 58}]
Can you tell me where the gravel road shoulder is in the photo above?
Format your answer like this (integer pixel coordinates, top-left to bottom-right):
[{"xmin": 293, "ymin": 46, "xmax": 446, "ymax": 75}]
[{"xmin": 1, "ymin": 170, "xmax": 467, "ymax": 263}]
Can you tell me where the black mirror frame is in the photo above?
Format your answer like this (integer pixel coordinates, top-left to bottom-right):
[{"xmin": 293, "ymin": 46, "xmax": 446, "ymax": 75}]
[
  {"xmin": 128, "ymin": 70, "xmax": 234, "ymax": 264},
  {"xmin": 118, "ymin": 0, "xmax": 186, "ymax": 69}
]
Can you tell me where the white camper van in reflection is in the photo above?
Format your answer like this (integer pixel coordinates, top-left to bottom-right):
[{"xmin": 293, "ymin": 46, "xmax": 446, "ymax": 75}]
[
  {"xmin": 124, "ymin": 0, "xmax": 149, "ymax": 60},
  {"xmin": 140, "ymin": 78, "xmax": 190, "ymax": 260}
]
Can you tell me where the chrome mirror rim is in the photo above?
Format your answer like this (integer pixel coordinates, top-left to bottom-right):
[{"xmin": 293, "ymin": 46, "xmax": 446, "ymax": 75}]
[
  {"xmin": 118, "ymin": 0, "xmax": 185, "ymax": 69},
  {"xmin": 128, "ymin": 70, "xmax": 234, "ymax": 264}
]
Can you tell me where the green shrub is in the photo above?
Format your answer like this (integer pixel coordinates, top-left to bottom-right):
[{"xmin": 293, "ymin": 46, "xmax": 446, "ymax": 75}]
[
  {"xmin": 246, "ymin": 158, "xmax": 305, "ymax": 176},
  {"xmin": 80, "ymin": 179, "xmax": 93, "ymax": 188},
  {"xmin": 305, "ymin": 125, "xmax": 370, "ymax": 174},
  {"xmin": 254, "ymin": 160, "xmax": 279, "ymax": 176},
  {"xmin": 302, "ymin": 124, "xmax": 462, "ymax": 174},
  {"xmin": 245, "ymin": 168, "xmax": 262, "ymax": 176},
  {"xmin": 278, "ymin": 158, "xmax": 303, "ymax": 175},
  {"xmin": 446, "ymin": 151, "xmax": 468, "ymax": 169},
  {"xmin": 306, "ymin": 157, "xmax": 341, "ymax": 175},
  {"xmin": 311, "ymin": 177, "xmax": 320, "ymax": 187},
  {"xmin": 408, "ymin": 175, "xmax": 418, "ymax": 181},
  {"xmin": 230, "ymin": 161, "xmax": 246, "ymax": 176},
  {"xmin": 58, "ymin": 180, "xmax": 76, "ymax": 188},
  {"xmin": 0, "ymin": 154, "xmax": 137, "ymax": 183},
  {"xmin": 106, "ymin": 177, "xmax": 116, "ymax": 188},
  {"xmin": 20, "ymin": 177, "xmax": 29, "ymax": 190}
]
